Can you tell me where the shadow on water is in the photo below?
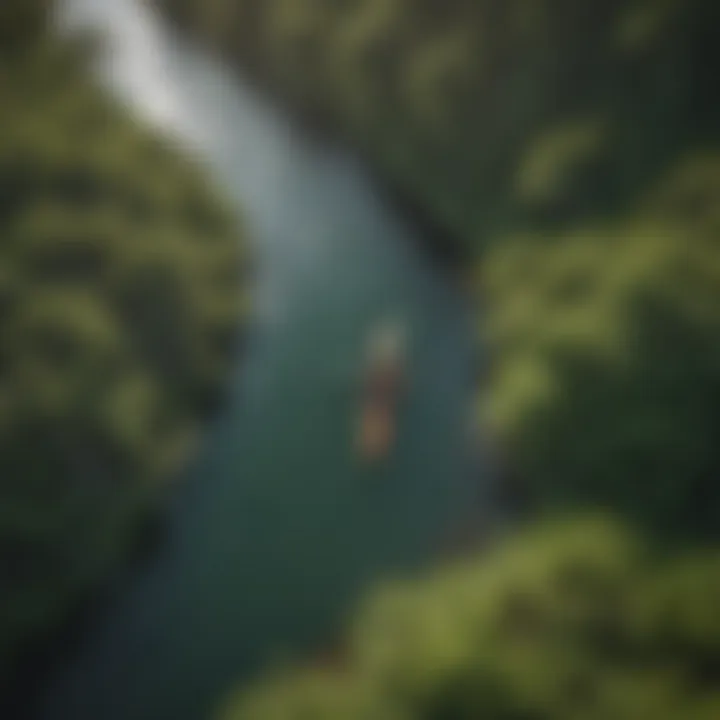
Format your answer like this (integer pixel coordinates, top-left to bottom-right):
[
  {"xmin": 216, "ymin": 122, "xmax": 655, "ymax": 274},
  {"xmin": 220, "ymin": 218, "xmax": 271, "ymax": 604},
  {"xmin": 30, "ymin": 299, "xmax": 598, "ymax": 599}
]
[{"xmin": 3, "ymin": 509, "xmax": 170, "ymax": 720}]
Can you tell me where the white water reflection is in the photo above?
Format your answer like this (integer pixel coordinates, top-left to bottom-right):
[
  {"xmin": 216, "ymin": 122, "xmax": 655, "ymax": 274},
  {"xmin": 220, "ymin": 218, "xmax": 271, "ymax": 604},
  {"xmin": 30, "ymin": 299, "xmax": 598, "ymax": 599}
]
[{"xmin": 57, "ymin": 0, "xmax": 195, "ymax": 137}]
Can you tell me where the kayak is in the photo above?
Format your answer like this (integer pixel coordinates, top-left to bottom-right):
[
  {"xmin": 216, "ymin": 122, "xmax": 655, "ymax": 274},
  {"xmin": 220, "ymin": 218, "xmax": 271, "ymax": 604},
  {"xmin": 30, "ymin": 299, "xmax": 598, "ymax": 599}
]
[{"xmin": 355, "ymin": 319, "xmax": 408, "ymax": 462}]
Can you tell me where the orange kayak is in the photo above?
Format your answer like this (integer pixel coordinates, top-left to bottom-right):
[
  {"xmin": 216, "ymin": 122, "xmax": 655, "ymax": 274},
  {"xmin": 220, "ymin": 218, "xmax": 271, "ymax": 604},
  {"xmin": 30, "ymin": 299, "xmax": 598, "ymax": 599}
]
[
  {"xmin": 357, "ymin": 395, "xmax": 398, "ymax": 461},
  {"xmin": 356, "ymin": 320, "xmax": 407, "ymax": 462}
]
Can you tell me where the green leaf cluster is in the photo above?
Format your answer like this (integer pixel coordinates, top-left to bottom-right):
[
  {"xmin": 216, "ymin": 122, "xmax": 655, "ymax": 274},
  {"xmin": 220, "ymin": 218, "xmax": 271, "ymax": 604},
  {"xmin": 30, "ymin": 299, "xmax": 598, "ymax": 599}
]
[
  {"xmin": 221, "ymin": 517, "xmax": 720, "ymax": 720},
  {"xmin": 482, "ymin": 156, "xmax": 720, "ymax": 537}
]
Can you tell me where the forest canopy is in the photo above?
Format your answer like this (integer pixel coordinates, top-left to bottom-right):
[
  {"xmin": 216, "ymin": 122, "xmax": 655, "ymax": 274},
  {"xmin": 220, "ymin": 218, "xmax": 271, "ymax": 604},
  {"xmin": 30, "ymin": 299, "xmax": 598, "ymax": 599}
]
[
  {"xmin": 482, "ymin": 155, "xmax": 720, "ymax": 537},
  {"xmin": 0, "ymin": 0, "xmax": 247, "ymax": 673},
  {"xmin": 221, "ymin": 517, "xmax": 720, "ymax": 720},
  {"xmin": 157, "ymin": 0, "xmax": 719, "ymax": 243}
]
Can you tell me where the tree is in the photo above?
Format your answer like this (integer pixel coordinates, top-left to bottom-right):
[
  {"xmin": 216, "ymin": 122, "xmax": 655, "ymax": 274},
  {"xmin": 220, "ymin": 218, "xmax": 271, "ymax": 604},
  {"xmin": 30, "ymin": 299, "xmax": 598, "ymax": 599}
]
[
  {"xmin": 483, "ymin": 156, "xmax": 720, "ymax": 537},
  {"xmin": 221, "ymin": 516, "xmax": 720, "ymax": 720}
]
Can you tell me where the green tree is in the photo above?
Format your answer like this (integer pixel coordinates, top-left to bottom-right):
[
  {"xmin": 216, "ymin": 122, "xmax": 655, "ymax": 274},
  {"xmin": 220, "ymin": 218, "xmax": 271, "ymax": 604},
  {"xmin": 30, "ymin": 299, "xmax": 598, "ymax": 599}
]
[
  {"xmin": 221, "ymin": 517, "xmax": 720, "ymax": 720},
  {"xmin": 483, "ymin": 157, "xmax": 720, "ymax": 537}
]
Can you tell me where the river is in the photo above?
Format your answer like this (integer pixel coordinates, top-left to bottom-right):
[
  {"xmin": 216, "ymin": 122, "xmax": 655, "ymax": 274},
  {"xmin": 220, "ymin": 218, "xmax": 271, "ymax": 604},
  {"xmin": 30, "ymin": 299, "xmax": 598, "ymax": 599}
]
[{"xmin": 34, "ymin": 0, "xmax": 482, "ymax": 718}]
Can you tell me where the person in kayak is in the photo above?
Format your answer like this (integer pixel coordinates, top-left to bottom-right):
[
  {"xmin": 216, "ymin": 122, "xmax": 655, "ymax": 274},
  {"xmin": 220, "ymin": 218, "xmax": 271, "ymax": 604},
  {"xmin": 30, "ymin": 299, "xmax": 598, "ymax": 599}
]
[{"xmin": 356, "ymin": 318, "xmax": 408, "ymax": 462}]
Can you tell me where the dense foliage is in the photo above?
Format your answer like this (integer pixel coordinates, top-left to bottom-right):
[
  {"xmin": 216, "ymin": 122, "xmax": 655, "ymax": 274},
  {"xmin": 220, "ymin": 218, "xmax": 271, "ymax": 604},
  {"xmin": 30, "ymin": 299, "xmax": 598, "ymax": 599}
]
[
  {"xmin": 157, "ymin": 0, "xmax": 719, "ymax": 242},
  {"xmin": 221, "ymin": 517, "xmax": 720, "ymax": 719},
  {"xmin": 482, "ymin": 155, "xmax": 720, "ymax": 537},
  {"xmin": 0, "ymin": 0, "xmax": 246, "ymax": 671}
]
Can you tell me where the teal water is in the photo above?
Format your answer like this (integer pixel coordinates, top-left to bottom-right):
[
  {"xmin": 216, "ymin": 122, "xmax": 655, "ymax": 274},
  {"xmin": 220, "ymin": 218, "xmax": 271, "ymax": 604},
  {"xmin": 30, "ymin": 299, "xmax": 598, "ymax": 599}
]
[{"xmin": 38, "ymin": 1, "xmax": 482, "ymax": 718}]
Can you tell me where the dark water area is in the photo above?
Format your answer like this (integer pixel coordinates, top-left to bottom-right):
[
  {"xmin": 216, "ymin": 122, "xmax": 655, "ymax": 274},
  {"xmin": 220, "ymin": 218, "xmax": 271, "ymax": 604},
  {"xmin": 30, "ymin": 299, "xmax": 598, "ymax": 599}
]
[{"xmin": 20, "ymin": 1, "xmax": 490, "ymax": 718}]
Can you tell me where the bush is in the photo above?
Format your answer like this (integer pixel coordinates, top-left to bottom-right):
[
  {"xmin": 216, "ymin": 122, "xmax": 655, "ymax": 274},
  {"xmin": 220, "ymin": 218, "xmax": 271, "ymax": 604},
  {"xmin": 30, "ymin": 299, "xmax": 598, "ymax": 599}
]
[{"xmin": 221, "ymin": 517, "xmax": 720, "ymax": 720}]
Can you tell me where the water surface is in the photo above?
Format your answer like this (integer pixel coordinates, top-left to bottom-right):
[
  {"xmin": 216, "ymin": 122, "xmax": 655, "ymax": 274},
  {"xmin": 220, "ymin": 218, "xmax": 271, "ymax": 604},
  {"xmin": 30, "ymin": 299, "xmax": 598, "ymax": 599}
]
[{"xmin": 39, "ymin": 1, "xmax": 481, "ymax": 717}]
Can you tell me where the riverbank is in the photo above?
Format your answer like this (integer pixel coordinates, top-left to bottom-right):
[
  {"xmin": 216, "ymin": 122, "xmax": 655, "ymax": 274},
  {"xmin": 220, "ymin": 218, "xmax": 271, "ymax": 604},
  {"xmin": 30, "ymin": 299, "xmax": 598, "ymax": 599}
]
[
  {"xmin": 153, "ymin": 0, "xmax": 476, "ymax": 266},
  {"xmin": 220, "ymin": 514, "xmax": 720, "ymax": 720},
  {"xmin": 0, "ymin": 0, "xmax": 248, "ymax": 694}
]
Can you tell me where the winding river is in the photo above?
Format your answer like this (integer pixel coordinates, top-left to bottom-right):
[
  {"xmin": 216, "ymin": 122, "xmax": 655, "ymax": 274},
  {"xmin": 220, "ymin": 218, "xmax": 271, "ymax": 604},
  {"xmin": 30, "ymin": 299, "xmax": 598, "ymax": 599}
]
[{"xmin": 35, "ymin": 1, "xmax": 484, "ymax": 718}]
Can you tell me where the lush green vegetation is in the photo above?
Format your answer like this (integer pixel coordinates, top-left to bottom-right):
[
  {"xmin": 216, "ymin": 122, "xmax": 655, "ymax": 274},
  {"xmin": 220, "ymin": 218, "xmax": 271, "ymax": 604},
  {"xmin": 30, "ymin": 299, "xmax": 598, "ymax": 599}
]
[
  {"xmin": 0, "ymin": 0, "xmax": 247, "ymax": 673},
  {"xmin": 482, "ymin": 155, "xmax": 720, "ymax": 537},
  {"xmin": 157, "ymin": 0, "xmax": 718, "ymax": 242},
  {"xmin": 222, "ymin": 516, "xmax": 720, "ymax": 719}
]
